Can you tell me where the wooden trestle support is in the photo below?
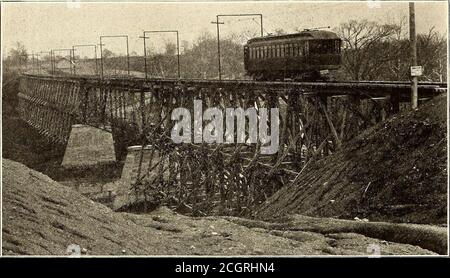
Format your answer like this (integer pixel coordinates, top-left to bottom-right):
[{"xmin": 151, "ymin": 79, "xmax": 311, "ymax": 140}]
[{"xmin": 17, "ymin": 74, "xmax": 444, "ymax": 215}]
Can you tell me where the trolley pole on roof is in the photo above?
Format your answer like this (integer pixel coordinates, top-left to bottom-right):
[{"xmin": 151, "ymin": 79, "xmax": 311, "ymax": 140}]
[
  {"xmin": 212, "ymin": 13, "xmax": 264, "ymax": 80},
  {"xmin": 409, "ymin": 2, "xmax": 418, "ymax": 109}
]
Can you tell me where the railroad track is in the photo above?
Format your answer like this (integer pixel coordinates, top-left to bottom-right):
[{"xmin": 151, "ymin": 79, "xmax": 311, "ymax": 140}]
[{"xmin": 23, "ymin": 73, "xmax": 447, "ymax": 90}]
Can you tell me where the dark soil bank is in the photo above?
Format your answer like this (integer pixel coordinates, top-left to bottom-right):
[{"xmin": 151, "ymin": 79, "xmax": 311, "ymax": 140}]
[
  {"xmin": 257, "ymin": 94, "xmax": 447, "ymax": 224},
  {"xmin": 3, "ymin": 159, "xmax": 445, "ymax": 255}
]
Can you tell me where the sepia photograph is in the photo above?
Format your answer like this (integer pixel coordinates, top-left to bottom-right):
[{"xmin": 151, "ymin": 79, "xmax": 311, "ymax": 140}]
[{"xmin": 0, "ymin": 0, "xmax": 448, "ymax": 265}]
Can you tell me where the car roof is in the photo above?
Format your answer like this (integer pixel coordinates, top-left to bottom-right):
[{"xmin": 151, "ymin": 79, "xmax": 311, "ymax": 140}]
[{"xmin": 247, "ymin": 30, "xmax": 340, "ymax": 44}]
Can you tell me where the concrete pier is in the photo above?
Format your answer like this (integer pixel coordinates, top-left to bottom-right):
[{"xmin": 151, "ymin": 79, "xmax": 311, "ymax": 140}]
[
  {"xmin": 112, "ymin": 145, "xmax": 169, "ymax": 210},
  {"xmin": 61, "ymin": 124, "xmax": 116, "ymax": 168}
]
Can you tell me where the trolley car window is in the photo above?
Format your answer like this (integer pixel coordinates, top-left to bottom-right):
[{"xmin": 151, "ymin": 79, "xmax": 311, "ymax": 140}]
[
  {"xmin": 294, "ymin": 42, "xmax": 299, "ymax": 56},
  {"xmin": 300, "ymin": 42, "xmax": 304, "ymax": 56},
  {"xmin": 309, "ymin": 40, "xmax": 340, "ymax": 54}
]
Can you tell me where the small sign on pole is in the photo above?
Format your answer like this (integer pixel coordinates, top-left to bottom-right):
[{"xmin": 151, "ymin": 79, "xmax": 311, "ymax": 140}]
[{"xmin": 410, "ymin": 66, "xmax": 423, "ymax": 76}]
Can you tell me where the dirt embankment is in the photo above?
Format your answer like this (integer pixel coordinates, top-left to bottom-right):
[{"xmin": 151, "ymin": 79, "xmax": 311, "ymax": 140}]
[
  {"xmin": 2, "ymin": 159, "xmax": 446, "ymax": 255},
  {"xmin": 257, "ymin": 94, "xmax": 447, "ymax": 224}
]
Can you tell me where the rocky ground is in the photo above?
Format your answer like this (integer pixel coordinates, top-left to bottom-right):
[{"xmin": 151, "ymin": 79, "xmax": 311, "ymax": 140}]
[
  {"xmin": 2, "ymin": 159, "xmax": 446, "ymax": 255},
  {"xmin": 257, "ymin": 94, "xmax": 447, "ymax": 224}
]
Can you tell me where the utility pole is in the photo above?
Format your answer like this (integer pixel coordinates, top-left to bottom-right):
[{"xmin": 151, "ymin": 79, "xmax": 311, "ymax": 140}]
[
  {"xmin": 71, "ymin": 47, "xmax": 76, "ymax": 75},
  {"xmin": 51, "ymin": 49, "xmax": 74, "ymax": 75},
  {"xmin": 141, "ymin": 30, "xmax": 181, "ymax": 79},
  {"xmin": 99, "ymin": 42, "xmax": 104, "ymax": 79},
  {"xmin": 34, "ymin": 53, "xmax": 40, "ymax": 74},
  {"xmin": 140, "ymin": 34, "xmax": 149, "ymax": 79},
  {"xmin": 73, "ymin": 44, "xmax": 99, "ymax": 76},
  {"xmin": 31, "ymin": 52, "xmax": 36, "ymax": 74},
  {"xmin": 50, "ymin": 50, "xmax": 54, "ymax": 75},
  {"xmin": 99, "ymin": 35, "xmax": 130, "ymax": 79},
  {"xmin": 212, "ymin": 14, "xmax": 263, "ymax": 80},
  {"xmin": 39, "ymin": 51, "xmax": 51, "ymax": 75},
  {"xmin": 211, "ymin": 17, "xmax": 224, "ymax": 80},
  {"xmin": 409, "ymin": 2, "xmax": 418, "ymax": 109}
]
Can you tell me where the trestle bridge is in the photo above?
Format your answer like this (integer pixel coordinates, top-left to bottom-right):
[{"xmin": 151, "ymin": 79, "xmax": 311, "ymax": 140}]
[{"xmin": 17, "ymin": 74, "xmax": 446, "ymax": 215}]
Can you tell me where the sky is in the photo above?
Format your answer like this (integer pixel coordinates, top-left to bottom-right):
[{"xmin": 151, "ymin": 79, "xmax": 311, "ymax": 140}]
[{"xmin": 2, "ymin": 0, "xmax": 448, "ymax": 58}]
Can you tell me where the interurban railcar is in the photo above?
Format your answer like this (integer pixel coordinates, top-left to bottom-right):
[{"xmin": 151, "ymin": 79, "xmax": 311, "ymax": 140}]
[{"xmin": 244, "ymin": 30, "xmax": 342, "ymax": 81}]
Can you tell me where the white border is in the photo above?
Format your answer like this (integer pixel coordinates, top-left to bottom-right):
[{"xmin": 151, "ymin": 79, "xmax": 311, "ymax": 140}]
[{"xmin": 0, "ymin": 0, "xmax": 448, "ymax": 258}]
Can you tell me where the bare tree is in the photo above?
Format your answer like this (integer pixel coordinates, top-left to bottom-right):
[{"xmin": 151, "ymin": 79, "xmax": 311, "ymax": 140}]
[
  {"xmin": 335, "ymin": 20, "xmax": 398, "ymax": 80},
  {"xmin": 5, "ymin": 42, "xmax": 29, "ymax": 71},
  {"xmin": 102, "ymin": 49, "xmax": 115, "ymax": 59},
  {"xmin": 417, "ymin": 27, "xmax": 447, "ymax": 82},
  {"xmin": 164, "ymin": 42, "xmax": 177, "ymax": 56},
  {"xmin": 384, "ymin": 17, "xmax": 410, "ymax": 80}
]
